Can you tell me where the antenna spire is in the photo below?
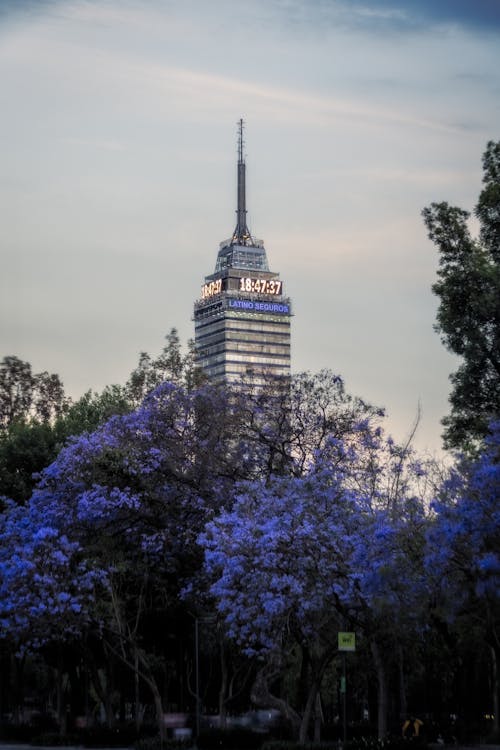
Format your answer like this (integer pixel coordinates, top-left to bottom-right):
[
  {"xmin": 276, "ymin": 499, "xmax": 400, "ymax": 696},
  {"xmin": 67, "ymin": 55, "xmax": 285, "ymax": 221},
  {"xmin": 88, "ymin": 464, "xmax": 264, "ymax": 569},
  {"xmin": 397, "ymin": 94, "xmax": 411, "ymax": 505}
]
[{"xmin": 232, "ymin": 118, "xmax": 252, "ymax": 245}]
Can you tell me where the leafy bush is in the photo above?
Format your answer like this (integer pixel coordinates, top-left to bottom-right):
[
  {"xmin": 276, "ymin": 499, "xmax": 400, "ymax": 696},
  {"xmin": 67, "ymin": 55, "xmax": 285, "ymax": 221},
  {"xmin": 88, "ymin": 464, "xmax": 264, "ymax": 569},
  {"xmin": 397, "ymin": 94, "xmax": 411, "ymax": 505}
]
[
  {"xmin": 262, "ymin": 739, "xmax": 428, "ymax": 750},
  {"xmin": 134, "ymin": 736, "xmax": 192, "ymax": 750}
]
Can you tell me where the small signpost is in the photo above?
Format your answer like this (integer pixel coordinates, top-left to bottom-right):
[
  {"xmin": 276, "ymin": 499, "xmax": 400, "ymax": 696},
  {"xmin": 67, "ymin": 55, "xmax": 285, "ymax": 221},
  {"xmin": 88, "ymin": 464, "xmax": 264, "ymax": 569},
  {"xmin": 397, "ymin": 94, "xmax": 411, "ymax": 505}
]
[
  {"xmin": 338, "ymin": 633, "xmax": 356, "ymax": 745},
  {"xmin": 338, "ymin": 632, "xmax": 356, "ymax": 652}
]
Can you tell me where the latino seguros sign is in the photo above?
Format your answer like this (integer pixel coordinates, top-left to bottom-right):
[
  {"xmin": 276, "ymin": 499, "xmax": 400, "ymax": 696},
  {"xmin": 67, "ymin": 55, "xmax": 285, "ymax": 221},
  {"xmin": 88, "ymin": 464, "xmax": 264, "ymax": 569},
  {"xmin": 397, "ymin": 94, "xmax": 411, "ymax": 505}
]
[{"xmin": 229, "ymin": 299, "xmax": 290, "ymax": 314}]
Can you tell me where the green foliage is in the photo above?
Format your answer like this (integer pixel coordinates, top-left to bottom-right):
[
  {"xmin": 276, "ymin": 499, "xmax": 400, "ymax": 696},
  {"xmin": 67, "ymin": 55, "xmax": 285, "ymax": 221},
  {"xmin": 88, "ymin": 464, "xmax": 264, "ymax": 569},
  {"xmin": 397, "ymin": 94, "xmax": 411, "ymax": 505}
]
[
  {"xmin": 422, "ymin": 140, "xmax": 500, "ymax": 452},
  {"xmin": 134, "ymin": 737, "xmax": 192, "ymax": 750},
  {"xmin": 0, "ymin": 355, "xmax": 68, "ymax": 430},
  {"xmin": 125, "ymin": 328, "xmax": 206, "ymax": 405},
  {"xmin": 262, "ymin": 740, "xmax": 426, "ymax": 750},
  {"xmin": 0, "ymin": 386, "xmax": 131, "ymax": 505},
  {"xmin": 0, "ymin": 420, "xmax": 59, "ymax": 504},
  {"xmin": 0, "ymin": 333, "xmax": 201, "ymax": 506},
  {"xmin": 57, "ymin": 385, "xmax": 131, "ymax": 437}
]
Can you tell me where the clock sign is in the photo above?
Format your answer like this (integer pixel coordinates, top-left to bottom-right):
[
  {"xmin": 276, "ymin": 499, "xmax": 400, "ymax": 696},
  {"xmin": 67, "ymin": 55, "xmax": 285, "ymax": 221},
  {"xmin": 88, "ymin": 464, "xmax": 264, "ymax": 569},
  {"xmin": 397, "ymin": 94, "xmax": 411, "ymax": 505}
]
[{"xmin": 238, "ymin": 277, "xmax": 283, "ymax": 295}]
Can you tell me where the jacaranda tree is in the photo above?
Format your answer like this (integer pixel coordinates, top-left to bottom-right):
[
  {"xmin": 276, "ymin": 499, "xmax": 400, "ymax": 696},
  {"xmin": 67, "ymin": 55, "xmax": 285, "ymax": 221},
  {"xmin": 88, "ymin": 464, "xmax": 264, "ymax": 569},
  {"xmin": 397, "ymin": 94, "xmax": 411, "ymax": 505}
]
[
  {"xmin": 0, "ymin": 370, "xmax": 448, "ymax": 742},
  {"xmin": 426, "ymin": 420, "xmax": 500, "ymax": 732},
  {"xmin": 0, "ymin": 380, "xmax": 256, "ymax": 736},
  {"xmin": 201, "ymin": 421, "xmax": 432, "ymax": 741}
]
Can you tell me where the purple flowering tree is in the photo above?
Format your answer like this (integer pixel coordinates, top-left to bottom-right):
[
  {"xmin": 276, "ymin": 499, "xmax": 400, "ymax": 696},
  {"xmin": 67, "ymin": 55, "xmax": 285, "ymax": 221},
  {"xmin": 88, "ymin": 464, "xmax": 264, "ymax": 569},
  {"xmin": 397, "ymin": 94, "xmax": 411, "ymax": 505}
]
[
  {"xmin": 201, "ymin": 423, "xmax": 431, "ymax": 741},
  {"xmin": 240, "ymin": 369, "xmax": 386, "ymax": 477},
  {"xmin": 426, "ymin": 421, "xmax": 500, "ymax": 730},
  {"xmin": 0, "ymin": 380, "xmax": 257, "ymax": 736},
  {"xmin": 0, "ymin": 370, "xmax": 435, "ymax": 737}
]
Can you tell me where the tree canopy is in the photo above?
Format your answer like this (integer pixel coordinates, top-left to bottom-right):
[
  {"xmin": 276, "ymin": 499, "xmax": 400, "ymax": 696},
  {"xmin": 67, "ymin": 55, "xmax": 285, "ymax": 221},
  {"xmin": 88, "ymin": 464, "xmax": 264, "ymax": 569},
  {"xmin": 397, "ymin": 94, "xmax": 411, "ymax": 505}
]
[
  {"xmin": 0, "ymin": 330, "xmax": 199, "ymax": 505},
  {"xmin": 422, "ymin": 140, "xmax": 500, "ymax": 452},
  {"xmin": 0, "ymin": 356, "xmax": 68, "ymax": 430},
  {"xmin": 1, "ymin": 343, "xmax": 499, "ymax": 741}
]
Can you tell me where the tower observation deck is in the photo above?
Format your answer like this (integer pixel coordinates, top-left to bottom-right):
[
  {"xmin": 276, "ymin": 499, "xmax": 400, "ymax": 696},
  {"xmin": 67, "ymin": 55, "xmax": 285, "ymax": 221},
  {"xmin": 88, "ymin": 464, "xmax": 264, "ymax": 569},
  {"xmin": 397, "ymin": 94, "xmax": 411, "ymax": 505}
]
[{"xmin": 194, "ymin": 120, "xmax": 291, "ymax": 384}]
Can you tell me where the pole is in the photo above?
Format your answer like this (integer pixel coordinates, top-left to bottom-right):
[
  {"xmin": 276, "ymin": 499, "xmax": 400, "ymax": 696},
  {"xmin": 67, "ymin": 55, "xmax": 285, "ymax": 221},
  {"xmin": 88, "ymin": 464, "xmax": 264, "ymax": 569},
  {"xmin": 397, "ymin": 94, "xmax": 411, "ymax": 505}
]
[
  {"xmin": 195, "ymin": 617, "xmax": 200, "ymax": 739},
  {"xmin": 343, "ymin": 653, "xmax": 347, "ymax": 747}
]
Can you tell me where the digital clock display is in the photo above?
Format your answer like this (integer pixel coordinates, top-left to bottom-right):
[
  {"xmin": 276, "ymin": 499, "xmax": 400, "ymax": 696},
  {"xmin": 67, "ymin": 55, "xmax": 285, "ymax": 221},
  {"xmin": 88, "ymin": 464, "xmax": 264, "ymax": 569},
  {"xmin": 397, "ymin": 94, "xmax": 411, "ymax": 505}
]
[
  {"xmin": 239, "ymin": 277, "xmax": 283, "ymax": 295},
  {"xmin": 201, "ymin": 279, "xmax": 223, "ymax": 299}
]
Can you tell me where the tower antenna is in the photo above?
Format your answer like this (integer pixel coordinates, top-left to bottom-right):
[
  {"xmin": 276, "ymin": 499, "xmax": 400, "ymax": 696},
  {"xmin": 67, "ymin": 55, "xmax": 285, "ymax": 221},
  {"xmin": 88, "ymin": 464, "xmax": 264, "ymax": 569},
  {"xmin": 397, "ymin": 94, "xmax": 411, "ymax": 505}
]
[{"xmin": 233, "ymin": 118, "xmax": 252, "ymax": 245}]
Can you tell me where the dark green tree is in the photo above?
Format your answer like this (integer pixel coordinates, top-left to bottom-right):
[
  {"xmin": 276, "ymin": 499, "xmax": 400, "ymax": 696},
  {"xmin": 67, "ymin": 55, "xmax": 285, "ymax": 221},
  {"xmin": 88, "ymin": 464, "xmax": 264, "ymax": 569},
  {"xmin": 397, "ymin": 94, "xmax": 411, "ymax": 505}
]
[
  {"xmin": 0, "ymin": 356, "xmax": 67, "ymax": 430},
  {"xmin": 0, "ymin": 356, "xmax": 69, "ymax": 504},
  {"xmin": 57, "ymin": 385, "xmax": 131, "ymax": 438},
  {"xmin": 422, "ymin": 140, "xmax": 500, "ymax": 452},
  {"xmin": 125, "ymin": 328, "xmax": 205, "ymax": 406},
  {"xmin": 0, "ymin": 333, "xmax": 200, "ymax": 505},
  {"xmin": 0, "ymin": 386, "xmax": 131, "ymax": 505}
]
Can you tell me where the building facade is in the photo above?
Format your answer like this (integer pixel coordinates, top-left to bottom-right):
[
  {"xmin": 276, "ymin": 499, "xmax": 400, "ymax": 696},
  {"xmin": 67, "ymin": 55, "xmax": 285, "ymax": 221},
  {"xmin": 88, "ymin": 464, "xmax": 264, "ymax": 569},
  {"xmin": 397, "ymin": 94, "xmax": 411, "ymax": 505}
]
[{"xmin": 194, "ymin": 121, "xmax": 292, "ymax": 384}]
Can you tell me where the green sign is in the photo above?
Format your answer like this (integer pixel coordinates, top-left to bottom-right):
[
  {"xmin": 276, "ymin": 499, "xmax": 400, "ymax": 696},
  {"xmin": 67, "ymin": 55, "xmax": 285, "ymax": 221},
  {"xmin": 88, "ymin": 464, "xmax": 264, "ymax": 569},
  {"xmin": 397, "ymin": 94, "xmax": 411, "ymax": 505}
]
[
  {"xmin": 340, "ymin": 676, "xmax": 346, "ymax": 694},
  {"xmin": 338, "ymin": 632, "xmax": 356, "ymax": 652}
]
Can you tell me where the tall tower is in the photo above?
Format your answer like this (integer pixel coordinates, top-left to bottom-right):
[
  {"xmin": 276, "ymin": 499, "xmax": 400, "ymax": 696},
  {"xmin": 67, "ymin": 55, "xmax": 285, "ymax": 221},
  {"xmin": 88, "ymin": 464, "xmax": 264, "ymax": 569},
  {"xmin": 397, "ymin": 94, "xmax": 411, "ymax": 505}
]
[{"xmin": 194, "ymin": 120, "xmax": 291, "ymax": 384}]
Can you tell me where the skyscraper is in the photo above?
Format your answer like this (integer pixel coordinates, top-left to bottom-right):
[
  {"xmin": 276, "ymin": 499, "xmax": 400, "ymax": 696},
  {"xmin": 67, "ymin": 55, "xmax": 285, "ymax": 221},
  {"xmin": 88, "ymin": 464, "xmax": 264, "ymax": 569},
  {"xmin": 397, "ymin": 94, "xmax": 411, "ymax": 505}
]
[{"xmin": 194, "ymin": 121, "xmax": 292, "ymax": 384}]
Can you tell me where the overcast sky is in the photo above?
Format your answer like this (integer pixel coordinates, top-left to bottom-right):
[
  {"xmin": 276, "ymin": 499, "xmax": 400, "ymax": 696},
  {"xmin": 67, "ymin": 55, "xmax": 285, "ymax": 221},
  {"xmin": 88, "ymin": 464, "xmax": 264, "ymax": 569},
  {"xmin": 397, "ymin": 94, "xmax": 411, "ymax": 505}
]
[{"xmin": 1, "ymin": 0, "xmax": 499, "ymax": 455}]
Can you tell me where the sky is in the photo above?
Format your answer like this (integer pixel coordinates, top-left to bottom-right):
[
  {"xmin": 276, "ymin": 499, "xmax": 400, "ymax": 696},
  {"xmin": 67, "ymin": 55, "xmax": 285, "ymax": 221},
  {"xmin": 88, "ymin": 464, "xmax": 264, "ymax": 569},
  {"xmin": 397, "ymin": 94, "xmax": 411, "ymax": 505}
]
[{"xmin": 1, "ymin": 0, "xmax": 499, "ymax": 457}]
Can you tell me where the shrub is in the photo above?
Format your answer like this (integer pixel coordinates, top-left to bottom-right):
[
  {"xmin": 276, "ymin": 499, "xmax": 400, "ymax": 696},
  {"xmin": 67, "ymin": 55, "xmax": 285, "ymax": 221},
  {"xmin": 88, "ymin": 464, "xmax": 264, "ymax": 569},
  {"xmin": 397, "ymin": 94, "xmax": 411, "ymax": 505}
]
[{"xmin": 134, "ymin": 736, "xmax": 192, "ymax": 750}]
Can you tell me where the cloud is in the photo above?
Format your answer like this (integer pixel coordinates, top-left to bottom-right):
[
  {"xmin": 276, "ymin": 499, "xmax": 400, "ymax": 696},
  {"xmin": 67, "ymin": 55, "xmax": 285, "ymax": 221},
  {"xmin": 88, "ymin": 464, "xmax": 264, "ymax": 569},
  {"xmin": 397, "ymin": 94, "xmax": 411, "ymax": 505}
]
[
  {"xmin": 374, "ymin": 0, "xmax": 500, "ymax": 32},
  {"xmin": 1, "ymin": 0, "xmax": 499, "ymax": 459},
  {"xmin": 299, "ymin": 0, "xmax": 500, "ymax": 34},
  {"xmin": 0, "ymin": 0, "xmax": 56, "ymax": 21},
  {"xmin": 5, "ymin": 29, "xmax": 466, "ymax": 138}
]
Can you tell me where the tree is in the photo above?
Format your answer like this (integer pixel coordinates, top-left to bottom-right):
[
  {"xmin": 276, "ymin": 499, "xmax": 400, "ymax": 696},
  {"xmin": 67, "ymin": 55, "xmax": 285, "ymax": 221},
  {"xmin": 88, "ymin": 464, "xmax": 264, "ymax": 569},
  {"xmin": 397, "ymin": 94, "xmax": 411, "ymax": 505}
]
[
  {"xmin": 422, "ymin": 140, "xmax": 500, "ymax": 452},
  {"xmin": 125, "ymin": 328, "xmax": 205, "ymax": 406},
  {"xmin": 0, "ymin": 380, "xmax": 256, "ymax": 736},
  {"xmin": 0, "ymin": 357, "xmax": 70, "ymax": 505},
  {"xmin": 0, "ymin": 369, "xmax": 437, "ymax": 740},
  {"xmin": 201, "ymin": 425, "xmax": 431, "ymax": 741},
  {"xmin": 0, "ymin": 386, "xmax": 131, "ymax": 506},
  {"xmin": 58, "ymin": 385, "xmax": 131, "ymax": 436},
  {"xmin": 0, "ymin": 421, "xmax": 61, "ymax": 506},
  {"xmin": 238, "ymin": 369, "xmax": 385, "ymax": 478},
  {"xmin": 0, "ymin": 356, "xmax": 67, "ymax": 430},
  {"xmin": 0, "ymin": 333, "xmax": 198, "ymax": 506},
  {"xmin": 425, "ymin": 420, "xmax": 500, "ymax": 733}
]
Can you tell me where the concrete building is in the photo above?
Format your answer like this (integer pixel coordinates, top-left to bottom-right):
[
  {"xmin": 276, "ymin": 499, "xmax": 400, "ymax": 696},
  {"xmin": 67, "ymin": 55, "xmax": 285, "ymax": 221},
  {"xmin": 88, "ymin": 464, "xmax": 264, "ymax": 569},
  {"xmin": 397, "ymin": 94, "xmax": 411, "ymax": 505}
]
[{"xmin": 194, "ymin": 121, "xmax": 292, "ymax": 384}]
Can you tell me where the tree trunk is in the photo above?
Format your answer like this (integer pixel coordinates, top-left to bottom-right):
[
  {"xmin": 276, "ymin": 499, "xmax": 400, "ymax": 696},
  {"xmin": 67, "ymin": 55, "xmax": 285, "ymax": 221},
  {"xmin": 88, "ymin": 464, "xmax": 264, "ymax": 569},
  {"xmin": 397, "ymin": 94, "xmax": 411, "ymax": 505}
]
[
  {"xmin": 299, "ymin": 679, "xmax": 321, "ymax": 744},
  {"xmin": 397, "ymin": 644, "xmax": 407, "ymax": 722},
  {"xmin": 135, "ymin": 649, "xmax": 141, "ymax": 733},
  {"xmin": 84, "ymin": 646, "xmax": 115, "ymax": 728},
  {"xmin": 218, "ymin": 638, "xmax": 228, "ymax": 730},
  {"xmin": 150, "ymin": 680, "xmax": 166, "ymax": 741},
  {"xmin": 135, "ymin": 649, "xmax": 166, "ymax": 741},
  {"xmin": 251, "ymin": 666, "xmax": 301, "ymax": 738},
  {"xmin": 56, "ymin": 650, "xmax": 67, "ymax": 737},
  {"xmin": 11, "ymin": 653, "xmax": 24, "ymax": 725},
  {"xmin": 313, "ymin": 691, "xmax": 323, "ymax": 743},
  {"xmin": 491, "ymin": 645, "xmax": 499, "ymax": 733},
  {"xmin": 371, "ymin": 641, "xmax": 388, "ymax": 739}
]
